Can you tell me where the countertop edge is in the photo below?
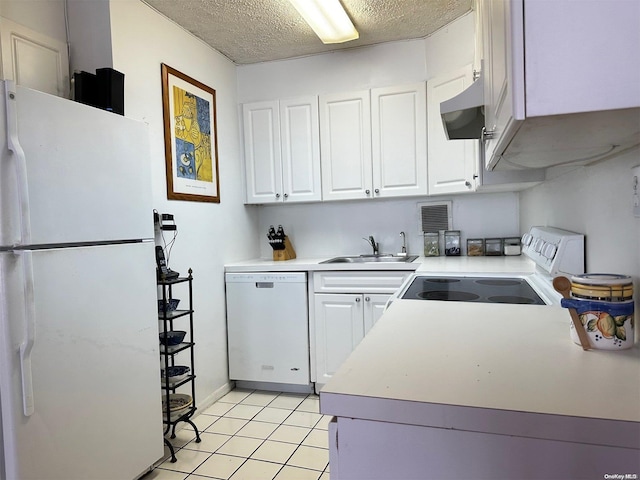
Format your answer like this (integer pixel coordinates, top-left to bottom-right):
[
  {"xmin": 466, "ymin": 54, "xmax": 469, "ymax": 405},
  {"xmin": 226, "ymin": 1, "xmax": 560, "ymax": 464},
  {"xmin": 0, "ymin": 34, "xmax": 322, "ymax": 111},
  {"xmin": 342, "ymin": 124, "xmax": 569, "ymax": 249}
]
[
  {"xmin": 224, "ymin": 255, "xmax": 538, "ymax": 273},
  {"xmin": 319, "ymin": 391, "xmax": 640, "ymax": 449}
]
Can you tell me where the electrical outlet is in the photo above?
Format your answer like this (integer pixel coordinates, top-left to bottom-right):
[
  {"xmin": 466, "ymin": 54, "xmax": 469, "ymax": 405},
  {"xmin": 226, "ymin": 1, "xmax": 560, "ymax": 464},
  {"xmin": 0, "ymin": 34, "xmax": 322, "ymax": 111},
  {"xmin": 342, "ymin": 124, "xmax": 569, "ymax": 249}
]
[{"xmin": 633, "ymin": 166, "xmax": 640, "ymax": 218}]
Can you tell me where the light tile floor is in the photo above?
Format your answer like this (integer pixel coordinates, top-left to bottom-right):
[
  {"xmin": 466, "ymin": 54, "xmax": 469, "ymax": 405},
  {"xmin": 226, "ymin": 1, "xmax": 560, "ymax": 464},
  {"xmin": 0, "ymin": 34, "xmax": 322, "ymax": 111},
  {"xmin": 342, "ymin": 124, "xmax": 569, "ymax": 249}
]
[{"xmin": 142, "ymin": 389, "xmax": 330, "ymax": 480}]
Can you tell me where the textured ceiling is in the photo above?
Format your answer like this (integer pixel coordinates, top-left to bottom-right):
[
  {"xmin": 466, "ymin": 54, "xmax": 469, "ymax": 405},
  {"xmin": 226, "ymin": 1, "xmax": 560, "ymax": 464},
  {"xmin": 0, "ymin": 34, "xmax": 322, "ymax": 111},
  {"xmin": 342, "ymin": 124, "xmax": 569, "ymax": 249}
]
[{"xmin": 142, "ymin": 0, "xmax": 473, "ymax": 65}]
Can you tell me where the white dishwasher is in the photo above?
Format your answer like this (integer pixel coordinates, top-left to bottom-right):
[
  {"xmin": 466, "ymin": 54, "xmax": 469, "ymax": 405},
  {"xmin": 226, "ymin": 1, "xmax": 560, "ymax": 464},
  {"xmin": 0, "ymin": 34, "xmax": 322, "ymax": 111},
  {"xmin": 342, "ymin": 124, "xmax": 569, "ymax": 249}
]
[{"xmin": 225, "ymin": 272, "xmax": 310, "ymax": 385}]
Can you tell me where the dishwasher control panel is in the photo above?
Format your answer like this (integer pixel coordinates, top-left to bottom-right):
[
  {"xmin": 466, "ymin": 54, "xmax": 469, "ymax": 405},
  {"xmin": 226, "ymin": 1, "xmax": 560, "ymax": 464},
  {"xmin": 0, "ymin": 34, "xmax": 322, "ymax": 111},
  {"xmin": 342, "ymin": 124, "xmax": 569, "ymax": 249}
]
[{"xmin": 225, "ymin": 272, "xmax": 307, "ymax": 283}]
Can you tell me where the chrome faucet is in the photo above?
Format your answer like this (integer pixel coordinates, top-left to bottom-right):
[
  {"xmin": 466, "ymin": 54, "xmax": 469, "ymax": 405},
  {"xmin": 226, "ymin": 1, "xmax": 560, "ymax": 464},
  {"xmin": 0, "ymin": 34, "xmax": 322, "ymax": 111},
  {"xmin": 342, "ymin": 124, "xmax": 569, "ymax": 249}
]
[
  {"xmin": 399, "ymin": 231, "xmax": 407, "ymax": 256},
  {"xmin": 363, "ymin": 236, "xmax": 379, "ymax": 255}
]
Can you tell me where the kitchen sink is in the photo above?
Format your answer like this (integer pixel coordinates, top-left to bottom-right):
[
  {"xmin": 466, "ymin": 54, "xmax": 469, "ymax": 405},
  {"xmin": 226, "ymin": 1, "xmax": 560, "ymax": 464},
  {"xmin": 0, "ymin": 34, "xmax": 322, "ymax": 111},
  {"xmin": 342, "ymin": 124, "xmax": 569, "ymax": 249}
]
[{"xmin": 321, "ymin": 254, "xmax": 418, "ymax": 264}]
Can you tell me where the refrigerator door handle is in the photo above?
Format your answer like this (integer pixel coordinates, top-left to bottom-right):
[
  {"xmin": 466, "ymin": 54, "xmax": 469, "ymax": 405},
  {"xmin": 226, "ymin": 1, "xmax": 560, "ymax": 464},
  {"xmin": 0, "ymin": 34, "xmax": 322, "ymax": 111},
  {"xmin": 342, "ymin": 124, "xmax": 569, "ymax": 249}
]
[
  {"xmin": 18, "ymin": 250, "xmax": 36, "ymax": 416},
  {"xmin": 5, "ymin": 80, "xmax": 33, "ymax": 246}
]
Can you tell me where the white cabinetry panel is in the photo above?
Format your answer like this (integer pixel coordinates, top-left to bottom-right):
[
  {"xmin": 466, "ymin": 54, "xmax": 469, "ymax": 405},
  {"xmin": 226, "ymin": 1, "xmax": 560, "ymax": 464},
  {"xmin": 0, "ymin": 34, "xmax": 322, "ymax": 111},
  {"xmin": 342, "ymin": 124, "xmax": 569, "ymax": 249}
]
[
  {"xmin": 319, "ymin": 90, "xmax": 372, "ymax": 201},
  {"xmin": 243, "ymin": 96, "xmax": 321, "ymax": 204},
  {"xmin": 481, "ymin": 0, "xmax": 639, "ymax": 170},
  {"xmin": 279, "ymin": 97, "xmax": 321, "ymax": 202},
  {"xmin": 243, "ymin": 101, "xmax": 282, "ymax": 203},
  {"xmin": 371, "ymin": 83, "xmax": 427, "ymax": 198},
  {"xmin": 314, "ymin": 293, "xmax": 364, "ymax": 384},
  {"xmin": 427, "ymin": 66, "xmax": 479, "ymax": 195}
]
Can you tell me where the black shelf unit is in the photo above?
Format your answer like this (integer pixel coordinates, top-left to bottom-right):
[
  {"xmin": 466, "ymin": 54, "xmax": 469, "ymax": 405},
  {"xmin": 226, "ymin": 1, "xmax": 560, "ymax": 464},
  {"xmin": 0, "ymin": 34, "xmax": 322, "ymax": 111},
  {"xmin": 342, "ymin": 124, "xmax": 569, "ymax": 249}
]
[{"xmin": 158, "ymin": 268, "xmax": 200, "ymax": 462}]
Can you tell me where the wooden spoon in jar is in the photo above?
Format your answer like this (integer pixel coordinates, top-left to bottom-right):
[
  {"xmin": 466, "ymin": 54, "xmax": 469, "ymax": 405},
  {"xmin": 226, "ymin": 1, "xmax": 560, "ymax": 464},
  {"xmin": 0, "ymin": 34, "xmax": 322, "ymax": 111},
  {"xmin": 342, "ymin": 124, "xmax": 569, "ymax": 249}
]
[{"xmin": 553, "ymin": 276, "xmax": 591, "ymax": 351}]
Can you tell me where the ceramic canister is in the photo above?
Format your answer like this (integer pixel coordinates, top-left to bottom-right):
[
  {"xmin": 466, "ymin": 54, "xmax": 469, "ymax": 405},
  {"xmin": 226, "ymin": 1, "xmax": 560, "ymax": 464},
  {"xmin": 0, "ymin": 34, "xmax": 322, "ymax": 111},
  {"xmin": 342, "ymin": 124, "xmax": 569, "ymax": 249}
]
[{"xmin": 564, "ymin": 274, "xmax": 635, "ymax": 350}]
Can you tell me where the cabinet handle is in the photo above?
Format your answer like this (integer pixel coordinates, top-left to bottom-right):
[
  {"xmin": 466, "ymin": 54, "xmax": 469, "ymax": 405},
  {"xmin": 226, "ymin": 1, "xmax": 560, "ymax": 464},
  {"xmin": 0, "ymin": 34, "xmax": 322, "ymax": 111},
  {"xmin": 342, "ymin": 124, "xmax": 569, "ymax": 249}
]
[
  {"xmin": 355, "ymin": 297, "xmax": 361, "ymax": 302},
  {"xmin": 365, "ymin": 297, "xmax": 370, "ymax": 302},
  {"xmin": 275, "ymin": 193, "xmax": 281, "ymax": 198},
  {"xmin": 465, "ymin": 181, "xmax": 472, "ymax": 188},
  {"xmin": 374, "ymin": 189, "xmax": 379, "ymax": 194},
  {"xmin": 283, "ymin": 193, "xmax": 289, "ymax": 198},
  {"xmin": 365, "ymin": 189, "xmax": 370, "ymax": 195},
  {"xmin": 482, "ymin": 127, "xmax": 495, "ymax": 142}
]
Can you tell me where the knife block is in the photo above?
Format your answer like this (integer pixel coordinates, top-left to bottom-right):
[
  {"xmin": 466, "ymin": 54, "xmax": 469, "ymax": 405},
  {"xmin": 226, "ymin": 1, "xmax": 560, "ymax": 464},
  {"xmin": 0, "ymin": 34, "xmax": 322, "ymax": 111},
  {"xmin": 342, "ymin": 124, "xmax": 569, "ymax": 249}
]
[{"xmin": 273, "ymin": 236, "xmax": 296, "ymax": 261}]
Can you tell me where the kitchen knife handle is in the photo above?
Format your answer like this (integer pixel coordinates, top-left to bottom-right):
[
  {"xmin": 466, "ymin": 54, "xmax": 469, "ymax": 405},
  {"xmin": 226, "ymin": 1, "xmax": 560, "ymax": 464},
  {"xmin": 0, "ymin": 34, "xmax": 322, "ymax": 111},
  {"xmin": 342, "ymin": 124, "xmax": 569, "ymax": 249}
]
[{"xmin": 18, "ymin": 250, "xmax": 36, "ymax": 417}]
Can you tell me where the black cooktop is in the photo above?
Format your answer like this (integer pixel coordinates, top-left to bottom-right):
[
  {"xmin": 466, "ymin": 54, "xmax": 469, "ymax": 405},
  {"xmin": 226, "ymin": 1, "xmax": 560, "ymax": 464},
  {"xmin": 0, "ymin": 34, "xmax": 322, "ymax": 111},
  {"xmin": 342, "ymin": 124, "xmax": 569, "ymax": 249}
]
[{"xmin": 401, "ymin": 276, "xmax": 546, "ymax": 305}]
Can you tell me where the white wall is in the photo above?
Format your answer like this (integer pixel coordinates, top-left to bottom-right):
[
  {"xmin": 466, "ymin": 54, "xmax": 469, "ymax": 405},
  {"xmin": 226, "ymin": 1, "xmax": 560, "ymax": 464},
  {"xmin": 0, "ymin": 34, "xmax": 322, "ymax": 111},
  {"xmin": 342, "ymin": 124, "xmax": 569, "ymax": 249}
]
[
  {"xmin": 67, "ymin": 0, "xmax": 113, "ymax": 73},
  {"xmin": 90, "ymin": 1, "xmax": 258, "ymax": 404},
  {"xmin": 0, "ymin": 0, "xmax": 67, "ymax": 41},
  {"xmin": 520, "ymin": 150, "xmax": 640, "ymax": 278},
  {"xmin": 237, "ymin": 12, "xmax": 519, "ymax": 259},
  {"xmin": 258, "ymin": 193, "xmax": 519, "ymax": 258}
]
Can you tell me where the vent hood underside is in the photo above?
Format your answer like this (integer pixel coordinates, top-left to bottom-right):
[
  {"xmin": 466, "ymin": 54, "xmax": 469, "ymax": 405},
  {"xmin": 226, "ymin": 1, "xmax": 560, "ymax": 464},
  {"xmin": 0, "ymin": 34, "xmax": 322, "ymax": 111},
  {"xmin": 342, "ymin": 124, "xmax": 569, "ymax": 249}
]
[{"xmin": 440, "ymin": 74, "xmax": 484, "ymax": 140}]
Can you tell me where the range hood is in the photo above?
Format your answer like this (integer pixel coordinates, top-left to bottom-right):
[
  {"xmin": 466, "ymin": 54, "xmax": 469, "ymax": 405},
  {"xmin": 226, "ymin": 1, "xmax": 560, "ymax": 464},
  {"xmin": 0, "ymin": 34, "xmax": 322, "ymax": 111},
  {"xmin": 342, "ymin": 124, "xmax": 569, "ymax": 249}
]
[{"xmin": 440, "ymin": 73, "xmax": 484, "ymax": 140}]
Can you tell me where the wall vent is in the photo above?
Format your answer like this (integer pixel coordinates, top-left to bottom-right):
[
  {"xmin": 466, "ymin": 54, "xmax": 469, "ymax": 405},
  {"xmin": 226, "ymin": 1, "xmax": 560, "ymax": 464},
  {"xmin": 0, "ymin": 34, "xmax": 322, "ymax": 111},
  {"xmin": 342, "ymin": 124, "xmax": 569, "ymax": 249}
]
[{"xmin": 418, "ymin": 201, "xmax": 452, "ymax": 232}]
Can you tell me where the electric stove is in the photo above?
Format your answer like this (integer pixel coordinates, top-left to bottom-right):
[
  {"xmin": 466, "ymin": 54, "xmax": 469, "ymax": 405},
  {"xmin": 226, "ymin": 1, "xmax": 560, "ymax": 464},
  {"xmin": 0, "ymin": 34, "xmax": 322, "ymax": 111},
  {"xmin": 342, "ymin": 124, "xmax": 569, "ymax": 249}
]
[{"xmin": 394, "ymin": 226, "xmax": 585, "ymax": 306}]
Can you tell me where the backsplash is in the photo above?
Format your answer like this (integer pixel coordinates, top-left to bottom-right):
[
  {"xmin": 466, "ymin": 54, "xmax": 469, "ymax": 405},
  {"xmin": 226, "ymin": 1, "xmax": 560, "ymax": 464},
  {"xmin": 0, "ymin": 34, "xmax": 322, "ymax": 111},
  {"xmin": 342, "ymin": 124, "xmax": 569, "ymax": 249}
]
[
  {"xmin": 519, "ymin": 148, "xmax": 640, "ymax": 277},
  {"xmin": 257, "ymin": 192, "xmax": 520, "ymax": 259}
]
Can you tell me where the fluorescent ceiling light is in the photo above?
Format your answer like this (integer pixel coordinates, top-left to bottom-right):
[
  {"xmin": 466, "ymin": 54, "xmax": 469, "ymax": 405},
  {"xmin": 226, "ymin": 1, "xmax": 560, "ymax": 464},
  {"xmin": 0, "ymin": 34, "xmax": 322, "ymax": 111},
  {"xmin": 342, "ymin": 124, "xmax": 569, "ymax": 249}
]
[{"xmin": 288, "ymin": 0, "xmax": 359, "ymax": 44}]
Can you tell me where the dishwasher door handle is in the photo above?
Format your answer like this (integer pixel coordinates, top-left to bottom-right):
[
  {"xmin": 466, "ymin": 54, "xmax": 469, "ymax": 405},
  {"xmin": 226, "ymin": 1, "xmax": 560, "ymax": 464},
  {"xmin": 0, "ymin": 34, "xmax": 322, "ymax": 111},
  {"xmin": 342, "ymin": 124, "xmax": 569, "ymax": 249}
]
[{"xmin": 255, "ymin": 282, "xmax": 274, "ymax": 288}]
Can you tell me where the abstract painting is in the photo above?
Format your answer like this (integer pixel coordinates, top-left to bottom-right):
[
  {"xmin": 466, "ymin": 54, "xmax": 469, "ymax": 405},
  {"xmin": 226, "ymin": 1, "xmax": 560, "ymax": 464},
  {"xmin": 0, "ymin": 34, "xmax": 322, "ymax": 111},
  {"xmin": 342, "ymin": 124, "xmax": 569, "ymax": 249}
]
[{"xmin": 161, "ymin": 64, "xmax": 220, "ymax": 202}]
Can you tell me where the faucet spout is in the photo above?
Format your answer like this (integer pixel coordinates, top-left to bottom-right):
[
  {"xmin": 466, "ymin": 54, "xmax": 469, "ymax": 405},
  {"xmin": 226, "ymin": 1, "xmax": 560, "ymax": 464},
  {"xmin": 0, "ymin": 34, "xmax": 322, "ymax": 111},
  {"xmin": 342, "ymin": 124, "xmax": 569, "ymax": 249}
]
[
  {"xmin": 399, "ymin": 231, "xmax": 407, "ymax": 255},
  {"xmin": 363, "ymin": 236, "xmax": 379, "ymax": 255}
]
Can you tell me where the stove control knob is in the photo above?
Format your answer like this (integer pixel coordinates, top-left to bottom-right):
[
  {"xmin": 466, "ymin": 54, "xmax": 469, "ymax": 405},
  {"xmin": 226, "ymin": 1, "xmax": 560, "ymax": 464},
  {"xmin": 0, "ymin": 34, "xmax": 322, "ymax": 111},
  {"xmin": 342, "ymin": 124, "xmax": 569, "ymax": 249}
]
[
  {"xmin": 533, "ymin": 238, "xmax": 545, "ymax": 253},
  {"xmin": 521, "ymin": 233, "xmax": 533, "ymax": 246},
  {"xmin": 542, "ymin": 243, "xmax": 557, "ymax": 260}
]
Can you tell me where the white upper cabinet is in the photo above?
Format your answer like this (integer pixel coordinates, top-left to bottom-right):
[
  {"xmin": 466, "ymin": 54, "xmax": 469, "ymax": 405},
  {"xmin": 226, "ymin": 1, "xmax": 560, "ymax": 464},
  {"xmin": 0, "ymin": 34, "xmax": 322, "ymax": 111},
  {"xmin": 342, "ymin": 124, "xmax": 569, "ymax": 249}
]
[
  {"xmin": 319, "ymin": 90, "xmax": 372, "ymax": 201},
  {"xmin": 279, "ymin": 97, "xmax": 322, "ymax": 202},
  {"xmin": 320, "ymin": 84, "xmax": 427, "ymax": 201},
  {"xmin": 243, "ymin": 96, "xmax": 321, "ymax": 204},
  {"xmin": 243, "ymin": 101, "xmax": 282, "ymax": 204},
  {"xmin": 481, "ymin": 0, "xmax": 522, "ymax": 169},
  {"xmin": 482, "ymin": 0, "xmax": 640, "ymax": 170},
  {"xmin": 371, "ymin": 83, "xmax": 427, "ymax": 198},
  {"xmin": 427, "ymin": 66, "xmax": 479, "ymax": 195}
]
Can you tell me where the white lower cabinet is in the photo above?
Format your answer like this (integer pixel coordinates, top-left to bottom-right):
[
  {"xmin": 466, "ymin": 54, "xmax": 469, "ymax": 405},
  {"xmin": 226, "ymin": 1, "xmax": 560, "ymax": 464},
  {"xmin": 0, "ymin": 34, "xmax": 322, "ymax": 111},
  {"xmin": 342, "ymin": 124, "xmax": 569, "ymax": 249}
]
[
  {"xmin": 312, "ymin": 271, "xmax": 412, "ymax": 388},
  {"xmin": 313, "ymin": 293, "xmax": 389, "ymax": 385},
  {"xmin": 314, "ymin": 293, "xmax": 365, "ymax": 385}
]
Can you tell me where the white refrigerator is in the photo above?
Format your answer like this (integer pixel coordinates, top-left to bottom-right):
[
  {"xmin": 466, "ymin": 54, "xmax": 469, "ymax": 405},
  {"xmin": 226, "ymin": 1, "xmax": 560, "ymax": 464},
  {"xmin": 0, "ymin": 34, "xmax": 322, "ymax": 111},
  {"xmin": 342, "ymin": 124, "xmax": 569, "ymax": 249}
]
[{"xmin": 0, "ymin": 81, "xmax": 164, "ymax": 479}]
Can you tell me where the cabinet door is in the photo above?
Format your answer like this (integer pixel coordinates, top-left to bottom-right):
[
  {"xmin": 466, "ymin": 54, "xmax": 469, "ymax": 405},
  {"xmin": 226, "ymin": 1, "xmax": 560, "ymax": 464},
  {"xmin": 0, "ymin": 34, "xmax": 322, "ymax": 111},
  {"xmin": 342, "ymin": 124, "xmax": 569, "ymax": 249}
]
[
  {"xmin": 363, "ymin": 294, "xmax": 390, "ymax": 335},
  {"xmin": 319, "ymin": 91, "xmax": 372, "ymax": 201},
  {"xmin": 280, "ymin": 97, "xmax": 322, "ymax": 202},
  {"xmin": 482, "ymin": 0, "xmax": 524, "ymax": 169},
  {"xmin": 314, "ymin": 294, "xmax": 364, "ymax": 384},
  {"xmin": 0, "ymin": 17, "xmax": 70, "ymax": 98},
  {"xmin": 427, "ymin": 66, "xmax": 479, "ymax": 195},
  {"xmin": 243, "ymin": 101, "xmax": 282, "ymax": 203},
  {"xmin": 371, "ymin": 83, "xmax": 427, "ymax": 198}
]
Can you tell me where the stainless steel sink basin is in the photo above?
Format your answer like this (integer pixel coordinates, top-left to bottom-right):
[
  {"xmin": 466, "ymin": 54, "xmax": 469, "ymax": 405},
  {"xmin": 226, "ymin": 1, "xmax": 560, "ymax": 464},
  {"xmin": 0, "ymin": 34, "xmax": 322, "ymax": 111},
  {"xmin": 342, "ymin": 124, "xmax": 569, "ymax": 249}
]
[{"xmin": 321, "ymin": 254, "xmax": 418, "ymax": 264}]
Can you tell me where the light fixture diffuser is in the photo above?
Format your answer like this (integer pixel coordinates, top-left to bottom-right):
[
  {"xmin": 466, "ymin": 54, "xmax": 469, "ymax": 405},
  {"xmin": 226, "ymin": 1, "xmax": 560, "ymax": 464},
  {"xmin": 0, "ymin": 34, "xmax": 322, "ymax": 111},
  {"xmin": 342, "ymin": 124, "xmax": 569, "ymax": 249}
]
[{"xmin": 288, "ymin": 0, "xmax": 359, "ymax": 44}]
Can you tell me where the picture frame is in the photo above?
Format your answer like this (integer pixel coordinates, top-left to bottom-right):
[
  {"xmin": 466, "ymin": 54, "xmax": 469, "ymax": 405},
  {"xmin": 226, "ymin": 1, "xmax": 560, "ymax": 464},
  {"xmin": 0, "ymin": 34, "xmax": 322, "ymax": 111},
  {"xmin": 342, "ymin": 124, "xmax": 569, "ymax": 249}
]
[{"xmin": 161, "ymin": 63, "xmax": 220, "ymax": 202}]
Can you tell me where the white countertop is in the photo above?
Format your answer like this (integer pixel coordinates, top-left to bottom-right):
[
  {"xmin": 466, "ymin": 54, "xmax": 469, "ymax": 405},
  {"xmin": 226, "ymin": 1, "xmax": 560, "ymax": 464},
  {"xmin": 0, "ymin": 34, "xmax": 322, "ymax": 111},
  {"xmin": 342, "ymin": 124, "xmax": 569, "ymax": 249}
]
[
  {"xmin": 319, "ymin": 299, "xmax": 640, "ymax": 447},
  {"xmin": 224, "ymin": 254, "xmax": 537, "ymax": 273},
  {"xmin": 224, "ymin": 254, "xmax": 639, "ymax": 447}
]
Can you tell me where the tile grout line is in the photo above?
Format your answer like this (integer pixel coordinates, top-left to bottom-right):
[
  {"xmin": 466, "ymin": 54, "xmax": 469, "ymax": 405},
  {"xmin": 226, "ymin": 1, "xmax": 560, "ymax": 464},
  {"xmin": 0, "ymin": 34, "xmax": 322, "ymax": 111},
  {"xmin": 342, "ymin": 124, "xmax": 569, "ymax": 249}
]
[{"xmin": 159, "ymin": 390, "xmax": 327, "ymax": 479}]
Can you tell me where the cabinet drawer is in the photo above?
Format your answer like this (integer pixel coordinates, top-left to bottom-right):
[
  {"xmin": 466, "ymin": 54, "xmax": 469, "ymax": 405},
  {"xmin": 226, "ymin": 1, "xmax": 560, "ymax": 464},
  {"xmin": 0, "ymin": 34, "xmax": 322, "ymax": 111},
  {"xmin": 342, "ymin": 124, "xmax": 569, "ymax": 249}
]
[{"xmin": 313, "ymin": 271, "xmax": 411, "ymax": 294}]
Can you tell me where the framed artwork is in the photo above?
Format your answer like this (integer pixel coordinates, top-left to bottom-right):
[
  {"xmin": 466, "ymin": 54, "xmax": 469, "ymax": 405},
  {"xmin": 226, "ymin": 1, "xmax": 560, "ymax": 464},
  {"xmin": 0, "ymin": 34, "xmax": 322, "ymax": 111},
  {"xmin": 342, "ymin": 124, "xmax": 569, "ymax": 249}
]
[{"xmin": 161, "ymin": 63, "xmax": 220, "ymax": 202}]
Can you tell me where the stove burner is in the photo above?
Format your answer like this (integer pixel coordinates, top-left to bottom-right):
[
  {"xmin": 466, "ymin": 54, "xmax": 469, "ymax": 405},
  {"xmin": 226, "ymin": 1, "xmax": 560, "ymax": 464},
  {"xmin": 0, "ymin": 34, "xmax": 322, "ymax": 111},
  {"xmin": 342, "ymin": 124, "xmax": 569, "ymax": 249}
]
[
  {"xmin": 417, "ymin": 291, "xmax": 480, "ymax": 301},
  {"xmin": 488, "ymin": 296, "xmax": 537, "ymax": 305},
  {"xmin": 401, "ymin": 276, "xmax": 546, "ymax": 305},
  {"xmin": 476, "ymin": 279, "xmax": 522, "ymax": 286}
]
